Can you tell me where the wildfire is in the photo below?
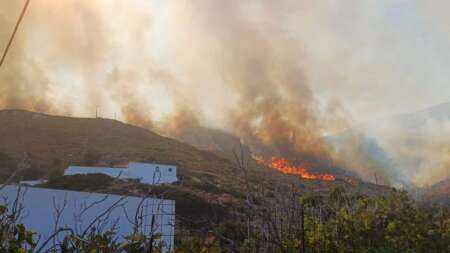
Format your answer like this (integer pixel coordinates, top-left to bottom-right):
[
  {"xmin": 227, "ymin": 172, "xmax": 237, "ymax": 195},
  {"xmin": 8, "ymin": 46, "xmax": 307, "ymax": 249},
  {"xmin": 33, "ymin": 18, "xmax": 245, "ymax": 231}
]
[{"xmin": 256, "ymin": 156, "xmax": 336, "ymax": 181}]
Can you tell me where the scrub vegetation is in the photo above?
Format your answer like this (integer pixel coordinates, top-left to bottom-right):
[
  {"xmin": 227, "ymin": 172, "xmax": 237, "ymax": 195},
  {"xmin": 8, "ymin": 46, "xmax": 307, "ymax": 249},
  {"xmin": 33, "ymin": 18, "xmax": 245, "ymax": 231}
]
[{"xmin": 1, "ymin": 186, "xmax": 450, "ymax": 252}]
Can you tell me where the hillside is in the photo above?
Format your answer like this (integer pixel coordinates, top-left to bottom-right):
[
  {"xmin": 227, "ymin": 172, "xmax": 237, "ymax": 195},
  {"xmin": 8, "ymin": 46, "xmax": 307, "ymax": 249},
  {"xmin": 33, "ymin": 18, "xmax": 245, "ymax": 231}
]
[
  {"xmin": 0, "ymin": 109, "xmax": 237, "ymax": 181},
  {"xmin": 161, "ymin": 125, "xmax": 253, "ymax": 162},
  {"xmin": 420, "ymin": 178, "xmax": 450, "ymax": 208},
  {"xmin": 0, "ymin": 109, "xmax": 392, "ymax": 228},
  {"xmin": 3, "ymin": 110, "xmax": 393, "ymax": 180},
  {"xmin": 0, "ymin": 109, "xmax": 390, "ymax": 189},
  {"xmin": 165, "ymin": 125, "xmax": 358, "ymax": 182}
]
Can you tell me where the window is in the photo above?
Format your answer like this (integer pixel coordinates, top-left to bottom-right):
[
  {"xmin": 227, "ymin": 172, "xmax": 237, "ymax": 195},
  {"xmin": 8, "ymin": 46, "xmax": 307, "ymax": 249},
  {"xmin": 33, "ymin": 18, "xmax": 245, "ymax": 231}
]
[{"xmin": 168, "ymin": 168, "xmax": 173, "ymax": 172}]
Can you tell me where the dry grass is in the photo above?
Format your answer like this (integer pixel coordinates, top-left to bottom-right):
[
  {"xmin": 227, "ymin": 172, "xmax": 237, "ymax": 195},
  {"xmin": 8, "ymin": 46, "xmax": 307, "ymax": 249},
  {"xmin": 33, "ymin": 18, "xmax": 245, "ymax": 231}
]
[
  {"xmin": 0, "ymin": 109, "xmax": 390, "ymax": 208},
  {"xmin": 0, "ymin": 109, "xmax": 235, "ymax": 181}
]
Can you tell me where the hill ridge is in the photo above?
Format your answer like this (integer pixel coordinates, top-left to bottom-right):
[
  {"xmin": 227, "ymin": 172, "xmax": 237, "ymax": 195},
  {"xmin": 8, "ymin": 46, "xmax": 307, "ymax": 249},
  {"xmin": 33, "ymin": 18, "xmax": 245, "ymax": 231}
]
[{"xmin": 0, "ymin": 109, "xmax": 235, "ymax": 181}]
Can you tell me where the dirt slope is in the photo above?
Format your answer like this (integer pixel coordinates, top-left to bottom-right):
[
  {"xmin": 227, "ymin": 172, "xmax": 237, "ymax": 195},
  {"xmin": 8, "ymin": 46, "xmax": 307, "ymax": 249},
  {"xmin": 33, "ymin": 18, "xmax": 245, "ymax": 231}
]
[
  {"xmin": 0, "ymin": 109, "xmax": 235, "ymax": 180},
  {"xmin": 0, "ymin": 109, "xmax": 388, "ymax": 195}
]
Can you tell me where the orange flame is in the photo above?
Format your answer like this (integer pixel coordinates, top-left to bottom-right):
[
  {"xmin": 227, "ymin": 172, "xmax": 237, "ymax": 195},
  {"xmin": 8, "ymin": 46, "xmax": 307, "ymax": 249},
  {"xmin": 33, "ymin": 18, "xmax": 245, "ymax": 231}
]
[{"xmin": 257, "ymin": 156, "xmax": 336, "ymax": 181}]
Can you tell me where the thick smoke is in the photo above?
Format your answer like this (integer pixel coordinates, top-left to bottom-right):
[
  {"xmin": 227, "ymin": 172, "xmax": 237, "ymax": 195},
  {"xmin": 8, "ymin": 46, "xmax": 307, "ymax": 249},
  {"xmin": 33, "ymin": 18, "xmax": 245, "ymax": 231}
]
[
  {"xmin": 0, "ymin": 0, "xmax": 395, "ymax": 183},
  {"xmin": 172, "ymin": 1, "xmax": 326, "ymax": 160},
  {"xmin": 169, "ymin": 0, "xmax": 391, "ymax": 182},
  {"xmin": 159, "ymin": 107, "xmax": 200, "ymax": 138},
  {"xmin": 0, "ymin": 0, "xmax": 159, "ymax": 120},
  {"xmin": 371, "ymin": 116, "xmax": 450, "ymax": 186},
  {"xmin": 1, "ymin": 1, "xmax": 448, "ymax": 185},
  {"xmin": 0, "ymin": 1, "xmax": 52, "ymax": 112}
]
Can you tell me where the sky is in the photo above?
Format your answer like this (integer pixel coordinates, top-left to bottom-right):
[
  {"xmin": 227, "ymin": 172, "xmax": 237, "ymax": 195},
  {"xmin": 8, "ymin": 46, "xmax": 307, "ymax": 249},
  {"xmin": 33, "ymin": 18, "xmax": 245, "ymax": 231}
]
[
  {"xmin": 277, "ymin": 0, "xmax": 450, "ymax": 124},
  {"xmin": 158, "ymin": 0, "xmax": 450, "ymax": 125},
  {"xmin": 1, "ymin": 0, "xmax": 449, "ymax": 124}
]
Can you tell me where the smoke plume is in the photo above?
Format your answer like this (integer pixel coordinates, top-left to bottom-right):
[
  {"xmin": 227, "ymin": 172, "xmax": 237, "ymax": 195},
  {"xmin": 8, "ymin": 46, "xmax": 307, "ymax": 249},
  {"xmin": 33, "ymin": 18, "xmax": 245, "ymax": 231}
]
[
  {"xmin": 0, "ymin": 0, "xmax": 159, "ymax": 119},
  {"xmin": 1, "ymin": 0, "xmax": 449, "ymax": 185},
  {"xmin": 168, "ymin": 0, "xmax": 392, "ymax": 181}
]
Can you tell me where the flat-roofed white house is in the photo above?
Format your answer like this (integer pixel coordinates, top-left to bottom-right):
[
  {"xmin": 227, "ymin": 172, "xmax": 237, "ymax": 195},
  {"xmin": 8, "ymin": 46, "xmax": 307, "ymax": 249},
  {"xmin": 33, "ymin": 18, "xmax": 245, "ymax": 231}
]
[
  {"xmin": 64, "ymin": 162, "xmax": 177, "ymax": 185},
  {"xmin": 19, "ymin": 179, "xmax": 48, "ymax": 186},
  {"xmin": 0, "ymin": 185, "xmax": 175, "ymax": 252}
]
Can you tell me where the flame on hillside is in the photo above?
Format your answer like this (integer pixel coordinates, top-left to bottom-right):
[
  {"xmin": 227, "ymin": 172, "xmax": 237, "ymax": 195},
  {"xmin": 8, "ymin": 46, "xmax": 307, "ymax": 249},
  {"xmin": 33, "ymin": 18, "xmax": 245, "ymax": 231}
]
[{"xmin": 256, "ymin": 156, "xmax": 336, "ymax": 181}]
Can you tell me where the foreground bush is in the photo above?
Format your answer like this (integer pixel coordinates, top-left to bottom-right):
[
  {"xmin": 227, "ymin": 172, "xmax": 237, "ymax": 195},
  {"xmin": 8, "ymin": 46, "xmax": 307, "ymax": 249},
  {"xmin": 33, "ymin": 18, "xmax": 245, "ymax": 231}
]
[{"xmin": 1, "ymin": 187, "xmax": 450, "ymax": 252}]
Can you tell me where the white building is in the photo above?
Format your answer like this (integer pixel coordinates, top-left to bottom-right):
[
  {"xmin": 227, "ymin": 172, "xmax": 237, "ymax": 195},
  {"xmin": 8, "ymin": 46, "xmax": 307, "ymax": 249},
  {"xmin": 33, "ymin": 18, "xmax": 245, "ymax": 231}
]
[
  {"xmin": 64, "ymin": 162, "xmax": 177, "ymax": 185},
  {"xmin": 0, "ymin": 185, "xmax": 175, "ymax": 252},
  {"xmin": 19, "ymin": 179, "xmax": 48, "ymax": 186}
]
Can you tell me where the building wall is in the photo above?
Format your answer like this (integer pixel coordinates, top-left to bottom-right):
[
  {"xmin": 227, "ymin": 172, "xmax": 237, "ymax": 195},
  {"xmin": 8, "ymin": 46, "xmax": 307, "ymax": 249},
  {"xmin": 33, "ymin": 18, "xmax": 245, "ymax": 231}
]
[
  {"xmin": 0, "ymin": 185, "xmax": 175, "ymax": 252},
  {"xmin": 64, "ymin": 162, "xmax": 177, "ymax": 185},
  {"xmin": 128, "ymin": 162, "xmax": 178, "ymax": 184}
]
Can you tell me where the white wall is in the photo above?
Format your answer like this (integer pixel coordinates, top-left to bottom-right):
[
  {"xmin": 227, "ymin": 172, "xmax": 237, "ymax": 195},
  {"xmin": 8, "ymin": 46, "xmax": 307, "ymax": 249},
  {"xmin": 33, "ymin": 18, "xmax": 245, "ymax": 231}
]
[
  {"xmin": 0, "ymin": 185, "xmax": 175, "ymax": 252},
  {"xmin": 128, "ymin": 162, "xmax": 178, "ymax": 184},
  {"xmin": 64, "ymin": 162, "xmax": 178, "ymax": 185}
]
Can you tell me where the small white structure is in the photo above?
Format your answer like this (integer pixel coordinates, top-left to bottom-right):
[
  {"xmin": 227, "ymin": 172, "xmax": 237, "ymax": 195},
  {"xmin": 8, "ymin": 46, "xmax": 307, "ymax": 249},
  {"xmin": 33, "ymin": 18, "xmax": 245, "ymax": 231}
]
[
  {"xmin": 64, "ymin": 162, "xmax": 177, "ymax": 185},
  {"xmin": 19, "ymin": 179, "xmax": 48, "ymax": 186},
  {"xmin": 0, "ymin": 185, "xmax": 175, "ymax": 252}
]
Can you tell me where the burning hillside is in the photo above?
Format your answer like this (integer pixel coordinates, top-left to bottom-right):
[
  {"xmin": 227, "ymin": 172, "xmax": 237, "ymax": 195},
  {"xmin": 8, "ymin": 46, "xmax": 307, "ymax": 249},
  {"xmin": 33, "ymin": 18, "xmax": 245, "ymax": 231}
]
[
  {"xmin": 2, "ymin": 0, "xmax": 448, "ymax": 187},
  {"xmin": 256, "ymin": 156, "xmax": 336, "ymax": 181},
  {"xmin": 0, "ymin": 0, "xmax": 396, "ymax": 185}
]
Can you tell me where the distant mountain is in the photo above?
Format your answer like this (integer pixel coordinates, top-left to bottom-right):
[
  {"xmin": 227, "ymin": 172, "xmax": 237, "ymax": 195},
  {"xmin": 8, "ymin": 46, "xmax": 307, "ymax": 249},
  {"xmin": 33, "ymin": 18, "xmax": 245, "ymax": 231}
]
[
  {"xmin": 329, "ymin": 101, "xmax": 450, "ymax": 186},
  {"xmin": 359, "ymin": 101, "xmax": 450, "ymax": 136},
  {"xmin": 394, "ymin": 102, "xmax": 450, "ymax": 129}
]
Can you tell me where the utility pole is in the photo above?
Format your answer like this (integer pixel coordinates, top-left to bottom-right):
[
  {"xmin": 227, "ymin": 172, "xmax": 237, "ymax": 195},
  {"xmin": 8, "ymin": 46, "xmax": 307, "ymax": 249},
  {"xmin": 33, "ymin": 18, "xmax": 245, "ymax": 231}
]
[
  {"xmin": 0, "ymin": 0, "xmax": 31, "ymax": 68},
  {"xmin": 300, "ymin": 203, "xmax": 305, "ymax": 253}
]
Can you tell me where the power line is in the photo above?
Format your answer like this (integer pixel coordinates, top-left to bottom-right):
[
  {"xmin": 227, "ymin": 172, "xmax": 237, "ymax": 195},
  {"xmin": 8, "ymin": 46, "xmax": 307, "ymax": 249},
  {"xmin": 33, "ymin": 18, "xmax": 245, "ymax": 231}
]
[{"xmin": 0, "ymin": 0, "xmax": 31, "ymax": 69}]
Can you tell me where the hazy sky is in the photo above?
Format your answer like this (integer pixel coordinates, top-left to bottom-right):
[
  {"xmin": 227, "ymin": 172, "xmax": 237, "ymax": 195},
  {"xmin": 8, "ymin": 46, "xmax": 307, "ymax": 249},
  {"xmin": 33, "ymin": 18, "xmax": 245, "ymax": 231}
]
[
  {"xmin": 1, "ymin": 0, "xmax": 449, "ymax": 124},
  {"xmin": 298, "ymin": 0, "xmax": 450, "ymax": 123},
  {"xmin": 151, "ymin": 0, "xmax": 450, "ymax": 124}
]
